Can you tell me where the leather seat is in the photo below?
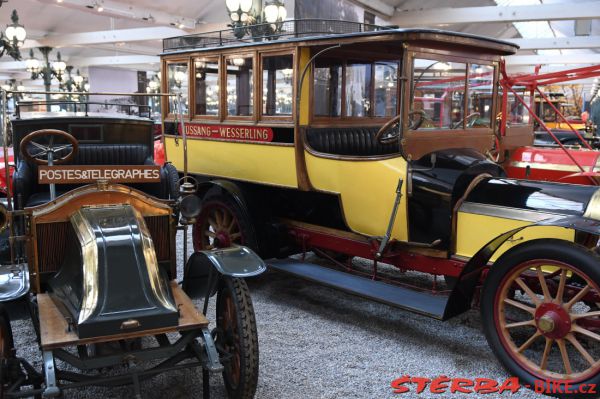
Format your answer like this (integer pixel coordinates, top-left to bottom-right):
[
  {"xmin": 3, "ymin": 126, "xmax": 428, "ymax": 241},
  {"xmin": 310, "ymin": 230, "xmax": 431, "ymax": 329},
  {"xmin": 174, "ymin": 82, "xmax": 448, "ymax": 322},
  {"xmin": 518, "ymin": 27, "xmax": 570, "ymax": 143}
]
[
  {"xmin": 305, "ymin": 127, "xmax": 398, "ymax": 156},
  {"xmin": 14, "ymin": 144, "xmax": 176, "ymax": 208}
]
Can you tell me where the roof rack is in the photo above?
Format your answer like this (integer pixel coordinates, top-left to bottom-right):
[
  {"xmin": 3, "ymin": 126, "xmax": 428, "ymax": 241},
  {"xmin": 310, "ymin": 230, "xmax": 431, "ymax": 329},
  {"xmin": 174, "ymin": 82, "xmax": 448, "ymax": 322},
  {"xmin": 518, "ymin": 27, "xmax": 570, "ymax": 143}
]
[{"xmin": 163, "ymin": 19, "xmax": 393, "ymax": 52}]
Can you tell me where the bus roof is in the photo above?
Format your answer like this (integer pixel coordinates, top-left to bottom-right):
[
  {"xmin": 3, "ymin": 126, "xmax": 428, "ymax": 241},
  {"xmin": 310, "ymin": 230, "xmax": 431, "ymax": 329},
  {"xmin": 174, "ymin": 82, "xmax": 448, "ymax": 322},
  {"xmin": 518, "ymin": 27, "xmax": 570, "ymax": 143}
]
[{"xmin": 162, "ymin": 19, "xmax": 519, "ymax": 56}]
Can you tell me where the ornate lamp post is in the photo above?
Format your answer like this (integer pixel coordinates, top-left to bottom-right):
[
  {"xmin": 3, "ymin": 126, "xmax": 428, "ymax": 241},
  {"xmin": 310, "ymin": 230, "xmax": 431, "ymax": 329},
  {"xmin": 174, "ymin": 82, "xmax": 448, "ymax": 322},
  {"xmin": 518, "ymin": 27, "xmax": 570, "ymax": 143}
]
[
  {"xmin": 26, "ymin": 47, "xmax": 67, "ymax": 108},
  {"xmin": 0, "ymin": 10, "xmax": 26, "ymax": 60},
  {"xmin": 225, "ymin": 0, "xmax": 287, "ymax": 39}
]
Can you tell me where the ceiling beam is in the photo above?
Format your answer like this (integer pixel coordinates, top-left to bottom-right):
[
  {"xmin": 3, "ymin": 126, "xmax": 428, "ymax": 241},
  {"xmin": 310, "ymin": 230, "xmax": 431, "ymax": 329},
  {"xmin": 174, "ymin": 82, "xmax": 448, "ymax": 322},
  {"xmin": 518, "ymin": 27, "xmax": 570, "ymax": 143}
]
[
  {"xmin": 511, "ymin": 36, "xmax": 600, "ymax": 50},
  {"xmin": 505, "ymin": 54, "xmax": 600, "ymax": 66},
  {"xmin": 36, "ymin": 0, "xmax": 198, "ymax": 30},
  {"xmin": 22, "ymin": 27, "xmax": 186, "ymax": 49},
  {"xmin": 0, "ymin": 55, "xmax": 159, "ymax": 71},
  {"xmin": 390, "ymin": 2, "xmax": 600, "ymax": 26},
  {"xmin": 349, "ymin": 0, "xmax": 394, "ymax": 17}
]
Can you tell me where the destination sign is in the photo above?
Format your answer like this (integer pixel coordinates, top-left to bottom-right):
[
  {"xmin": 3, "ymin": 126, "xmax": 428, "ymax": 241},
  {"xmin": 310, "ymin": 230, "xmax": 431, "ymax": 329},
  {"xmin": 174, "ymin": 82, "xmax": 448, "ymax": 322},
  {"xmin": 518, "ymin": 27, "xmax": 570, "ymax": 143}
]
[
  {"xmin": 183, "ymin": 123, "xmax": 274, "ymax": 143},
  {"xmin": 38, "ymin": 165, "xmax": 161, "ymax": 184}
]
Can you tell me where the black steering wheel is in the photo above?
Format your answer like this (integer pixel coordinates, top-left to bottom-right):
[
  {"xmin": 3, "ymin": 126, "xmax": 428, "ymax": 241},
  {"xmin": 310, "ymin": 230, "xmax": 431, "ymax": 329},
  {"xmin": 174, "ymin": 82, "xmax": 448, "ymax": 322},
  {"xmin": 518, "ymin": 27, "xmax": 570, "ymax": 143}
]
[
  {"xmin": 375, "ymin": 110, "xmax": 430, "ymax": 145},
  {"xmin": 20, "ymin": 129, "xmax": 79, "ymax": 165}
]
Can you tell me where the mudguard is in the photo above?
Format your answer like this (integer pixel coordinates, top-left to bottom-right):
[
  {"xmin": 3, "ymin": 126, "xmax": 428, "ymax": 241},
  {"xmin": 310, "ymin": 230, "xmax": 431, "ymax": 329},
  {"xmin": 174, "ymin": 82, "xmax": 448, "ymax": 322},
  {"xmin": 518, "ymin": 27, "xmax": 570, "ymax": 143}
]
[
  {"xmin": 182, "ymin": 245, "xmax": 266, "ymax": 299},
  {"xmin": 443, "ymin": 215, "xmax": 600, "ymax": 320}
]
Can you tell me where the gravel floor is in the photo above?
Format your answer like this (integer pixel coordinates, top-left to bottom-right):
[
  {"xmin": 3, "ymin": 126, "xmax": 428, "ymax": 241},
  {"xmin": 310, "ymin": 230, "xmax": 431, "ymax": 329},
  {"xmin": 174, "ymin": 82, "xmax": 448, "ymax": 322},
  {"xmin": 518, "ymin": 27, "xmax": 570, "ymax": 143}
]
[{"xmin": 4, "ymin": 230, "xmax": 555, "ymax": 399}]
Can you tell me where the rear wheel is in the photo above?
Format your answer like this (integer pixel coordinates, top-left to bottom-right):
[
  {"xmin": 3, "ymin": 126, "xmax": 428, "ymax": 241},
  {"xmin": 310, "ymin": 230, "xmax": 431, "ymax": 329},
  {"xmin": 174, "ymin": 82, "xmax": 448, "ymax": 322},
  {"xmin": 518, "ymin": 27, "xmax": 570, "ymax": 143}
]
[
  {"xmin": 214, "ymin": 277, "xmax": 259, "ymax": 399},
  {"xmin": 193, "ymin": 195, "xmax": 257, "ymax": 251},
  {"xmin": 482, "ymin": 240, "xmax": 600, "ymax": 398}
]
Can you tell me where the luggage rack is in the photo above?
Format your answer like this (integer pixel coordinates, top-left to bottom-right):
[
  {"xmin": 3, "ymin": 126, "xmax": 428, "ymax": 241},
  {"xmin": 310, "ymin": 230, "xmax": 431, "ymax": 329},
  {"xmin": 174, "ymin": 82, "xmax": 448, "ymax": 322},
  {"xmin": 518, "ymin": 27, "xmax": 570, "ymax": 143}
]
[{"xmin": 162, "ymin": 18, "xmax": 393, "ymax": 52}]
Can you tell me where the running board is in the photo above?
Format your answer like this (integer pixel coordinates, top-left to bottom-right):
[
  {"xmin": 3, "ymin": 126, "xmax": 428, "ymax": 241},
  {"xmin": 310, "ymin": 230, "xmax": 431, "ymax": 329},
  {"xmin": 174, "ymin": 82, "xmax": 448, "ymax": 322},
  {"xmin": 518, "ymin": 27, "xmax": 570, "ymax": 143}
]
[{"xmin": 268, "ymin": 259, "xmax": 448, "ymax": 320}]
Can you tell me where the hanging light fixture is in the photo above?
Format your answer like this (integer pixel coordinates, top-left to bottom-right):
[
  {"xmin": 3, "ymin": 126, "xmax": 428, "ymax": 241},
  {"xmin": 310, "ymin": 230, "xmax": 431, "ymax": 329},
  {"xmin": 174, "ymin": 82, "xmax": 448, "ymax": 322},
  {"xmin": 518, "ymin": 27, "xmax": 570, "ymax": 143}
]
[
  {"xmin": 225, "ymin": 0, "xmax": 287, "ymax": 39},
  {"xmin": 0, "ymin": 10, "xmax": 26, "ymax": 60}
]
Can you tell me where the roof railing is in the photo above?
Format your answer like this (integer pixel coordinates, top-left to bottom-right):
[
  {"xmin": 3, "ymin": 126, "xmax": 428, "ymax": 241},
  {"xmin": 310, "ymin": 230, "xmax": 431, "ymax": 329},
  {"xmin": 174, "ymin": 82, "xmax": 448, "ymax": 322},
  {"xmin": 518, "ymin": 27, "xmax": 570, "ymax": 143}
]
[{"xmin": 163, "ymin": 19, "xmax": 393, "ymax": 52}]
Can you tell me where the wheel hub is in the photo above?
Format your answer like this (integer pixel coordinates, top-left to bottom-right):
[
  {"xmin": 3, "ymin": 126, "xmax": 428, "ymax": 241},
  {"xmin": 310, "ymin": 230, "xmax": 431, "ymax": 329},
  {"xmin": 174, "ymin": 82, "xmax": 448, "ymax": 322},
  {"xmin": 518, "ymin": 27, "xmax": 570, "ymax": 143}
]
[
  {"xmin": 535, "ymin": 303, "xmax": 571, "ymax": 339},
  {"xmin": 214, "ymin": 232, "xmax": 231, "ymax": 248}
]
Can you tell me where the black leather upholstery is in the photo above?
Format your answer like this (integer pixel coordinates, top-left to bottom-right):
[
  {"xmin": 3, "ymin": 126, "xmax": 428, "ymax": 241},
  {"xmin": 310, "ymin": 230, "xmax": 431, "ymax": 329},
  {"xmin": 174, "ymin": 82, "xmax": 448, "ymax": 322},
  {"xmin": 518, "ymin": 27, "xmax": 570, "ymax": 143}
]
[
  {"xmin": 13, "ymin": 143, "xmax": 175, "ymax": 208},
  {"xmin": 305, "ymin": 127, "xmax": 398, "ymax": 156},
  {"xmin": 72, "ymin": 144, "xmax": 152, "ymax": 165}
]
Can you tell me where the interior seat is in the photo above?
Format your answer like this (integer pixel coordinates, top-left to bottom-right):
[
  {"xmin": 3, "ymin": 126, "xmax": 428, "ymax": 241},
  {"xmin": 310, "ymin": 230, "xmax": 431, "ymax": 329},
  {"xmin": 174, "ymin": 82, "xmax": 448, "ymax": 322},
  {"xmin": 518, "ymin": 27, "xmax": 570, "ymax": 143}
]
[
  {"xmin": 13, "ymin": 143, "xmax": 176, "ymax": 208},
  {"xmin": 305, "ymin": 126, "xmax": 399, "ymax": 156}
]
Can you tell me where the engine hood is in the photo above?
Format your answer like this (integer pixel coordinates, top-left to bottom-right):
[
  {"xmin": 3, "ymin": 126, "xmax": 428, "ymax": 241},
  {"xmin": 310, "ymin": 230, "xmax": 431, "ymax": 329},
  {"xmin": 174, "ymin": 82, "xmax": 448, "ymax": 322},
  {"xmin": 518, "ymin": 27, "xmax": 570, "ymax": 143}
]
[{"xmin": 460, "ymin": 178, "xmax": 600, "ymax": 222}]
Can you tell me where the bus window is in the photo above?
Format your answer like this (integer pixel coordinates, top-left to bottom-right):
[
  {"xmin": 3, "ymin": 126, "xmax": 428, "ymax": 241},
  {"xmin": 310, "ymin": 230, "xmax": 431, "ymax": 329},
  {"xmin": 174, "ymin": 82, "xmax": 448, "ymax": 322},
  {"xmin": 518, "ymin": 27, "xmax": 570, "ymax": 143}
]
[
  {"xmin": 467, "ymin": 64, "xmax": 494, "ymax": 128},
  {"xmin": 194, "ymin": 58, "xmax": 219, "ymax": 116},
  {"xmin": 374, "ymin": 62, "xmax": 398, "ymax": 117},
  {"xmin": 411, "ymin": 59, "xmax": 467, "ymax": 129},
  {"xmin": 314, "ymin": 60, "xmax": 342, "ymax": 117},
  {"xmin": 167, "ymin": 62, "xmax": 189, "ymax": 115},
  {"xmin": 506, "ymin": 88, "xmax": 531, "ymax": 125},
  {"xmin": 345, "ymin": 62, "xmax": 372, "ymax": 117},
  {"xmin": 226, "ymin": 55, "xmax": 253, "ymax": 116},
  {"xmin": 262, "ymin": 54, "xmax": 293, "ymax": 116}
]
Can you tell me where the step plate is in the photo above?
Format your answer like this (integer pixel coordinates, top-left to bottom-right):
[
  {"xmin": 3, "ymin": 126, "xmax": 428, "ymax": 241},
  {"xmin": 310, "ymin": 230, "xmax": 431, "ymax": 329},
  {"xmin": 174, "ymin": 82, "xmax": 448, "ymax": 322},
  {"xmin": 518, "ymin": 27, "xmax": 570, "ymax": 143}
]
[{"xmin": 269, "ymin": 259, "xmax": 448, "ymax": 319}]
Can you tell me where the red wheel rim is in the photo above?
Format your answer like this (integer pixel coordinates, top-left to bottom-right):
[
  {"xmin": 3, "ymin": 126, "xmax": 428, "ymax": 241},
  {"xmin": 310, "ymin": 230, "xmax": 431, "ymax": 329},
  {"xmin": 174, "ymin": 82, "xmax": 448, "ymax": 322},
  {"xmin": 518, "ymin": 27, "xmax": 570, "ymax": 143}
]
[
  {"xmin": 494, "ymin": 259, "xmax": 600, "ymax": 382},
  {"xmin": 193, "ymin": 202, "xmax": 242, "ymax": 251}
]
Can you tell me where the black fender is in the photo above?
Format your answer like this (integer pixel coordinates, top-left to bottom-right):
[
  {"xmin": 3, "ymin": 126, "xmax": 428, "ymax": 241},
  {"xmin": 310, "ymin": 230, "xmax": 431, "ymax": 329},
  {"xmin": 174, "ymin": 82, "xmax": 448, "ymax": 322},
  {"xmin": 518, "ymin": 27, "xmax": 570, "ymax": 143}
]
[
  {"xmin": 182, "ymin": 245, "xmax": 266, "ymax": 299},
  {"xmin": 443, "ymin": 215, "xmax": 600, "ymax": 320}
]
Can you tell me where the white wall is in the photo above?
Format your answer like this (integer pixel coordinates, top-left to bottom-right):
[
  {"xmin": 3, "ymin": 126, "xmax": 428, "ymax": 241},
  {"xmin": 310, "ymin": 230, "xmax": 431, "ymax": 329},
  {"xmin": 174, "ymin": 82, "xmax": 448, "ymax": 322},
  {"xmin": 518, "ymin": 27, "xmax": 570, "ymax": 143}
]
[{"xmin": 88, "ymin": 66, "xmax": 138, "ymax": 94}]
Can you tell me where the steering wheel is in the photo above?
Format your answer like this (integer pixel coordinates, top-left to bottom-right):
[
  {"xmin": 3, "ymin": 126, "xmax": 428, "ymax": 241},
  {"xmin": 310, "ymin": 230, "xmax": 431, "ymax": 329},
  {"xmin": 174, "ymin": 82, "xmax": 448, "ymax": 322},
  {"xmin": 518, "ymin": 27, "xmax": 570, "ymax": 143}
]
[
  {"xmin": 451, "ymin": 112, "xmax": 481, "ymax": 129},
  {"xmin": 20, "ymin": 129, "xmax": 78, "ymax": 165},
  {"xmin": 375, "ymin": 110, "xmax": 430, "ymax": 145}
]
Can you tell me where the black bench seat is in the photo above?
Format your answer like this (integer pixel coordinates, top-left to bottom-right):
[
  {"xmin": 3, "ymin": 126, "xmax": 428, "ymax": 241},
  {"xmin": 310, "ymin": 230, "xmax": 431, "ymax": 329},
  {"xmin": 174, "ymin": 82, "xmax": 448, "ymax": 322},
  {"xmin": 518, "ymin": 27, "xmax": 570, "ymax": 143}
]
[{"xmin": 305, "ymin": 126, "xmax": 399, "ymax": 156}]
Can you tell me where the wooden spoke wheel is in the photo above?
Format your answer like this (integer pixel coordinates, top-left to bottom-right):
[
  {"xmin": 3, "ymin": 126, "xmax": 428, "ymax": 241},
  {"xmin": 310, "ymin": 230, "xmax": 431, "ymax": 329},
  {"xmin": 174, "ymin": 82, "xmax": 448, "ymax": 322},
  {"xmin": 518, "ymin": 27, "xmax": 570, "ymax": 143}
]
[
  {"xmin": 482, "ymin": 240, "xmax": 600, "ymax": 395},
  {"xmin": 193, "ymin": 195, "xmax": 256, "ymax": 252},
  {"xmin": 215, "ymin": 277, "xmax": 259, "ymax": 399}
]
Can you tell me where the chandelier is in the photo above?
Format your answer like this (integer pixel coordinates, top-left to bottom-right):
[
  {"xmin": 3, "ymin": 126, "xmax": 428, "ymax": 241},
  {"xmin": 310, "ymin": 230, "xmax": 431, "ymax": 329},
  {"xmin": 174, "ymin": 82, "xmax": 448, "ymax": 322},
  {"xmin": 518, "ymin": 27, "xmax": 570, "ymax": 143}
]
[
  {"xmin": 0, "ymin": 10, "xmax": 26, "ymax": 60},
  {"xmin": 225, "ymin": 0, "xmax": 287, "ymax": 39}
]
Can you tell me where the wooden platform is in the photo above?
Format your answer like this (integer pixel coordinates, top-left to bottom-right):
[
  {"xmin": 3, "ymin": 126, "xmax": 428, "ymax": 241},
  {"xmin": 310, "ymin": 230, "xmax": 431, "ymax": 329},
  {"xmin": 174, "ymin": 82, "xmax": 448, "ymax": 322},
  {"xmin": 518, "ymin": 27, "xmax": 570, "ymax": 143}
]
[{"xmin": 38, "ymin": 281, "xmax": 209, "ymax": 350}]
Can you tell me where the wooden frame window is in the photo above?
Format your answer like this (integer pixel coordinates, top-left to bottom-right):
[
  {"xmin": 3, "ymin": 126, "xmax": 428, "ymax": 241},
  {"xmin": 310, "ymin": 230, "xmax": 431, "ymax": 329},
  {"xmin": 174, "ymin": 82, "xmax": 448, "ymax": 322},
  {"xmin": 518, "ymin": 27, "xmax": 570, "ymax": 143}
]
[
  {"xmin": 311, "ymin": 55, "xmax": 400, "ymax": 122},
  {"xmin": 260, "ymin": 52, "xmax": 294, "ymax": 118},
  {"xmin": 193, "ymin": 57, "xmax": 220, "ymax": 118},
  {"xmin": 224, "ymin": 54, "xmax": 254, "ymax": 118},
  {"xmin": 165, "ymin": 60, "xmax": 190, "ymax": 116}
]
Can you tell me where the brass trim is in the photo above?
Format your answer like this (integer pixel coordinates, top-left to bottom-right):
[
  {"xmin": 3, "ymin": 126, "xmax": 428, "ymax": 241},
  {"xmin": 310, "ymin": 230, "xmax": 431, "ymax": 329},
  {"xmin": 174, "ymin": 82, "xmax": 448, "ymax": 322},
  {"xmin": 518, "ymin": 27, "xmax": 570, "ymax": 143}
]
[
  {"xmin": 70, "ymin": 209, "xmax": 99, "ymax": 325},
  {"xmin": 459, "ymin": 201, "xmax": 562, "ymax": 223},
  {"xmin": 584, "ymin": 189, "xmax": 600, "ymax": 220},
  {"xmin": 133, "ymin": 207, "xmax": 177, "ymax": 313}
]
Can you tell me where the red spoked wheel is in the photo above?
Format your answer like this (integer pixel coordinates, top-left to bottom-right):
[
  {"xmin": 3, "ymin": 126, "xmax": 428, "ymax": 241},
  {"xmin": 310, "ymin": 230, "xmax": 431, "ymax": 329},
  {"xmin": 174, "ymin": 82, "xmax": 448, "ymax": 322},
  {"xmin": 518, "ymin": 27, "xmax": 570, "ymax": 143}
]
[
  {"xmin": 214, "ymin": 277, "xmax": 259, "ymax": 399},
  {"xmin": 192, "ymin": 195, "xmax": 256, "ymax": 251},
  {"xmin": 482, "ymin": 240, "xmax": 600, "ymax": 397}
]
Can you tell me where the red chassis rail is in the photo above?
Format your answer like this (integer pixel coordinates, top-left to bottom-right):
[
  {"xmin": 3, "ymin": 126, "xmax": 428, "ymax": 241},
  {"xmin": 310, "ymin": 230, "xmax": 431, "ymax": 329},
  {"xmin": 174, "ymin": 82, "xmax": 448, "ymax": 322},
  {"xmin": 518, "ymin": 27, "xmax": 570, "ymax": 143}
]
[{"xmin": 285, "ymin": 220, "xmax": 465, "ymax": 279}]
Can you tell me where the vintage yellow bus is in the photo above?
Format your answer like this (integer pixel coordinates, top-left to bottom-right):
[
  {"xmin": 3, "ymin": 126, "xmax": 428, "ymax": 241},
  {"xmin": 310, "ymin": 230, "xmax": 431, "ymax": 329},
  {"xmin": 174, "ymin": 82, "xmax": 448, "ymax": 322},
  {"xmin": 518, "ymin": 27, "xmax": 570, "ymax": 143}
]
[{"xmin": 161, "ymin": 20, "xmax": 600, "ymax": 394}]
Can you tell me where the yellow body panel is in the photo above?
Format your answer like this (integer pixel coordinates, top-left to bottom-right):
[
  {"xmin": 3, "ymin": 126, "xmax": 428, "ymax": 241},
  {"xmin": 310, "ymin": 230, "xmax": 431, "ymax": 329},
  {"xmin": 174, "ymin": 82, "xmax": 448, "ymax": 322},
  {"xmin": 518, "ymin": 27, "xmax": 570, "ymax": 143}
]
[
  {"xmin": 299, "ymin": 48, "xmax": 310, "ymax": 126},
  {"xmin": 305, "ymin": 151, "xmax": 408, "ymax": 239},
  {"xmin": 456, "ymin": 211, "xmax": 575, "ymax": 261},
  {"xmin": 165, "ymin": 137, "xmax": 298, "ymax": 188}
]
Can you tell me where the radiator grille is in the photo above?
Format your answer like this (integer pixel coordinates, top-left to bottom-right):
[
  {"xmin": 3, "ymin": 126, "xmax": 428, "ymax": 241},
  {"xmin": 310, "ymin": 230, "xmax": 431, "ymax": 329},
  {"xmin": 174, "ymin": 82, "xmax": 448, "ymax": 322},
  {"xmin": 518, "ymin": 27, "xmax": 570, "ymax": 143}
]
[{"xmin": 35, "ymin": 215, "xmax": 171, "ymax": 274}]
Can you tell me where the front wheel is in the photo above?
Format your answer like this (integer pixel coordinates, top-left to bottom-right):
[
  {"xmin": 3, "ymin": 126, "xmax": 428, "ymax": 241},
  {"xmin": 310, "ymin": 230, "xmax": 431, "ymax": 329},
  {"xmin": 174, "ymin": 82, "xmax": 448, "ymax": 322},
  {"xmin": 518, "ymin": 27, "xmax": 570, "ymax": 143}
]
[
  {"xmin": 214, "ymin": 277, "xmax": 259, "ymax": 399},
  {"xmin": 0, "ymin": 305, "xmax": 14, "ymax": 399},
  {"xmin": 481, "ymin": 240, "xmax": 600, "ymax": 398}
]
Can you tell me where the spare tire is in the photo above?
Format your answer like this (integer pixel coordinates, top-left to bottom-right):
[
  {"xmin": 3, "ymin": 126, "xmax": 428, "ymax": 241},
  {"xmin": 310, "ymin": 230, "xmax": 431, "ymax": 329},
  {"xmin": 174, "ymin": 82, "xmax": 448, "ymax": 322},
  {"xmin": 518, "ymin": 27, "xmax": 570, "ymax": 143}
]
[{"xmin": 162, "ymin": 163, "xmax": 180, "ymax": 200}]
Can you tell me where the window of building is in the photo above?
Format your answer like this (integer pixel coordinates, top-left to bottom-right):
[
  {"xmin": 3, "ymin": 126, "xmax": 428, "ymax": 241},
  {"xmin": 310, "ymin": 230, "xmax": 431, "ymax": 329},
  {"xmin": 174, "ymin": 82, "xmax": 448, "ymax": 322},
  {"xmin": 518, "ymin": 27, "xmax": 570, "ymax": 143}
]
[
  {"xmin": 411, "ymin": 58, "xmax": 467, "ymax": 129},
  {"xmin": 194, "ymin": 58, "xmax": 219, "ymax": 116},
  {"xmin": 313, "ymin": 60, "xmax": 342, "ymax": 117},
  {"xmin": 167, "ymin": 62, "xmax": 189, "ymax": 115},
  {"xmin": 226, "ymin": 55, "xmax": 253, "ymax": 116},
  {"xmin": 262, "ymin": 54, "xmax": 293, "ymax": 116},
  {"xmin": 467, "ymin": 64, "xmax": 495, "ymax": 128}
]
